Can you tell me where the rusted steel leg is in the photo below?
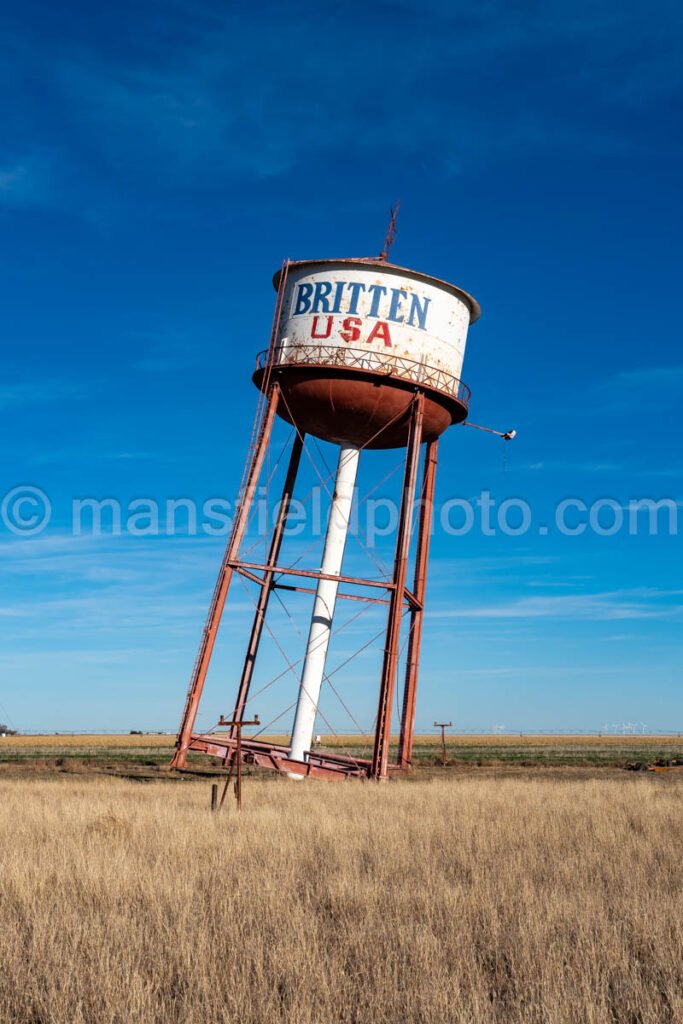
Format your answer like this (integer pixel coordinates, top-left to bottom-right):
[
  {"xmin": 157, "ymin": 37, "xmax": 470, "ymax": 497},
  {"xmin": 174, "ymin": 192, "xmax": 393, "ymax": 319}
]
[
  {"xmin": 371, "ymin": 394, "xmax": 424, "ymax": 781},
  {"xmin": 236, "ymin": 725, "xmax": 242, "ymax": 810},
  {"xmin": 171, "ymin": 385, "xmax": 281, "ymax": 769},
  {"xmin": 228, "ymin": 432, "xmax": 304, "ymax": 748},
  {"xmin": 397, "ymin": 438, "xmax": 438, "ymax": 770}
]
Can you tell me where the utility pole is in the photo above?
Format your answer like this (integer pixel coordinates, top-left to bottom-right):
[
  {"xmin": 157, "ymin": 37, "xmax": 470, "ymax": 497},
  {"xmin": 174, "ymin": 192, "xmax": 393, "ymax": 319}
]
[
  {"xmin": 217, "ymin": 714, "xmax": 260, "ymax": 810},
  {"xmin": 434, "ymin": 721, "xmax": 452, "ymax": 767}
]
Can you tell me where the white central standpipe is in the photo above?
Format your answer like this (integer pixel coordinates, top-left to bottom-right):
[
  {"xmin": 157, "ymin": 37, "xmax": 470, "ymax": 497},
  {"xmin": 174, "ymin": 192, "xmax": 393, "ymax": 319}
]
[{"xmin": 288, "ymin": 444, "xmax": 360, "ymax": 770}]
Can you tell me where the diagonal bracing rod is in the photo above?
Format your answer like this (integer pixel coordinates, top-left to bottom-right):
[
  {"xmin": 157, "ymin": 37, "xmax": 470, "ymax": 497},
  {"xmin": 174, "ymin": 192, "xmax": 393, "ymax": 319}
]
[
  {"xmin": 171, "ymin": 384, "xmax": 281, "ymax": 769},
  {"xmin": 229, "ymin": 432, "xmax": 304, "ymax": 743}
]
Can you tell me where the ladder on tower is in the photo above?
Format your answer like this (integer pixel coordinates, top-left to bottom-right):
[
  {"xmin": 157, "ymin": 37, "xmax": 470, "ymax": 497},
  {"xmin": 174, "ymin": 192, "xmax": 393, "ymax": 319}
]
[{"xmin": 173, "ymin": 261, "xmax": 290, "ymax": 756}]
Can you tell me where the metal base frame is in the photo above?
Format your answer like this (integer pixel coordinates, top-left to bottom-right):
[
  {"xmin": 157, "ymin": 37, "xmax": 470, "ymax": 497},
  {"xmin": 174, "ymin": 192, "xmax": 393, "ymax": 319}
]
[{"xmin": 171, "ymin": 386, "xmax": 439, "ymax": 782}]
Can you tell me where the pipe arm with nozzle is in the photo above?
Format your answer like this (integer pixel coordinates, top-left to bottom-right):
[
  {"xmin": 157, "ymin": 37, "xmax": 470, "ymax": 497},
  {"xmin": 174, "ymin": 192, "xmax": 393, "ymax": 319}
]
[{"xmin": 463, "ymin": 422, "xmax": 517, "ymax": 441}]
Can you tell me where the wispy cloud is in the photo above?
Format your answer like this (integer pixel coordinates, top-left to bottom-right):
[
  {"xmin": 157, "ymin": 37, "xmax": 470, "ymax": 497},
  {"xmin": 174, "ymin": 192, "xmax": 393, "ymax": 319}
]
[
  {"xmin": 640, "ymin": 465, "xmax": 683, "ymax": 478},
  {"xmin": 0, "ymin": 156, "xmax": 53, "ymax": 208},
  {"xmin": 0, "ymin": 380, "xmax": 84, "ymax": 411},
  {"xmin": 131, "ymin": 336, "xmax": 198, "ymax": 373},
  {"xmin": 2, "ymin": 0, "xmax": 679, "ymax": 213},
  {"xmin": 0, "ymin": 533, "xmax": 246, "ymax": 642},
  {"xmin": 431, "ymin": 588, "xmax": 683, "ymax": 621},
  {"xmin": 608, "ymin": 366, "xmax": 683, "ymax": 389},
  {"xmin": 583, "ymin": 364, "xmax": 683, "ymax": 416},
  {"xmin": 518, "ymin": 461, "xmax": 622, "ymax": 473}
]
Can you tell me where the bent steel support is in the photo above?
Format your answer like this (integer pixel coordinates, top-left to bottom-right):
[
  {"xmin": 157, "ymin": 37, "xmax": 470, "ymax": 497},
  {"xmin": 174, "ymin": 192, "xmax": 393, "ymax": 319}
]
[
  {"xmin": 397, "ymin": 438, "xmax": 438, "ymax": 769},
  {"xmin": 371, "ymin": 394, "xmax": 425, "ymax": 781},
  {"xmin": 228, "ymin": 432, "xmax": 304, "ymax": 748}
]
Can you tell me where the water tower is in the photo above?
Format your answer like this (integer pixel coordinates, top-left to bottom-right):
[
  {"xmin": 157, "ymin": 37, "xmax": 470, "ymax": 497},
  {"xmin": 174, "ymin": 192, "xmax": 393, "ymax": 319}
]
[{"xmin": 172, "ymin": 243, "xmax": 480, "ymax": 781}]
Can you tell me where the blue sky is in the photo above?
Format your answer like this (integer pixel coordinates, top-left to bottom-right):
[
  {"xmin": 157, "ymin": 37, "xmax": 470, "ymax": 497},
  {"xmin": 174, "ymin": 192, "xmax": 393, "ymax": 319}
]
[{"xmin": 1, "ymin": 0, "xmax": 682, "ymax": 734}]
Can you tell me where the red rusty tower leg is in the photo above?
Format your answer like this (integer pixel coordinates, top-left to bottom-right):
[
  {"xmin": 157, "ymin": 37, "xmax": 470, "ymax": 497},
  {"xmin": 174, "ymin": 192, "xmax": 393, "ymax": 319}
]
[
  {"xmin": 371, "ymin": 393, "xmax": 425, "ymax": 781},
  {"xmin": 171, "ymin": 384, "xmax": 281, "ymax": 769},
  {"xmin": 227, "ymin": 431, "xmax": 305, "ymax": 747},
  {"xmin": 397, "ymin": 438, "xmax": 438, "ymax": 769}
]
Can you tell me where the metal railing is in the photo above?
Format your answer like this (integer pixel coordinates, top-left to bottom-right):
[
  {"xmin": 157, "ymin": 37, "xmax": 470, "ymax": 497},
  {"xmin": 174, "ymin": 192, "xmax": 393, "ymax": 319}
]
[{"xmin": 255, "ymin": 344, "xmax": 470, "ymax": 407}]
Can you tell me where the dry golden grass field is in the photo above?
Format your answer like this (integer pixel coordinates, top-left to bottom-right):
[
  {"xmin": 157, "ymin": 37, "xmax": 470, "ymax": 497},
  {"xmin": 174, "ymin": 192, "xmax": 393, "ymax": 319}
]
[{"xmin": 1, "ymin": 773, "xmax": 682, "ymax": 1024}]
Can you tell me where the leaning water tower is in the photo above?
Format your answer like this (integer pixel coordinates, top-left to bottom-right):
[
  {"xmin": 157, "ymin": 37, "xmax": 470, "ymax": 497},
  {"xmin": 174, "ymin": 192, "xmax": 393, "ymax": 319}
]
[{"xmin": 172, "ymin": 232, "xmax": 480, "ymax": 781}]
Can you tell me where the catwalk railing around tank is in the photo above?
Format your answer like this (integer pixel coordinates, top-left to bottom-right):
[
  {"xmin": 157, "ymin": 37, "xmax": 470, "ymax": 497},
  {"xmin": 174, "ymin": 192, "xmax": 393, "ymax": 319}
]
[{"xmin": 255, "ymin": 344, "xmax": 470, "ymax": 409}]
